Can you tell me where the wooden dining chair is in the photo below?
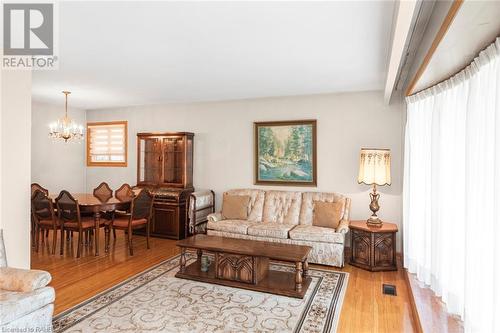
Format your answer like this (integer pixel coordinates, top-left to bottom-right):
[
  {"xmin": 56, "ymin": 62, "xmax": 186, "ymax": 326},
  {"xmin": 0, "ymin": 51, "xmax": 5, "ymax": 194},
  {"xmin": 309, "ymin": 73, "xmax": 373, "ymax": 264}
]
[
  {"xmin": 93, "ymin": 182, "xmax": 113, "ymax": 202},
  {"xmin": 31, "ymin": 190, "xmax": 60, "ymax": 254},
  {"xmin": 111, "ymin": 183, "xmax": 135, "ymax": 240},
  {"xmin": 31, "ymin": 183, "xmax": 49, "ymax": 197},
  {"xmin": 55, "ymin": 190, "xmax": 100, "ymax": 258},
  {"xmin": 115, "ymin": 183, "xmax": 134, "ymax": 202},
  {"xmin": 30, "ymin": 183, "xmax": 50, "ymax": 247},
  {"xmin": 109, "ymin": 190, "xmax": 154, "ymax": 255}
]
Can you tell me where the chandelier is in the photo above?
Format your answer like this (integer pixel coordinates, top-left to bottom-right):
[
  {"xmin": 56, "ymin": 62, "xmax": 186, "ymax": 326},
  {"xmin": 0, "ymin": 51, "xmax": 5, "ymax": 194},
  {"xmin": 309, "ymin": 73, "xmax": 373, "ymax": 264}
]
[{"xmin": 49, "ymin": 91, "xmax": 84, "ymax": 142}]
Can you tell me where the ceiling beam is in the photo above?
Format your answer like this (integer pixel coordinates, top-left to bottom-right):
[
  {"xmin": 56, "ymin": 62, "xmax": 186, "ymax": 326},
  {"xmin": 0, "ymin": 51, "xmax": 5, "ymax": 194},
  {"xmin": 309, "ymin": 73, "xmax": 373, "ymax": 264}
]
[{"xmin": 384, "ymin": 0, "xmax": 420, "ymax": 104}]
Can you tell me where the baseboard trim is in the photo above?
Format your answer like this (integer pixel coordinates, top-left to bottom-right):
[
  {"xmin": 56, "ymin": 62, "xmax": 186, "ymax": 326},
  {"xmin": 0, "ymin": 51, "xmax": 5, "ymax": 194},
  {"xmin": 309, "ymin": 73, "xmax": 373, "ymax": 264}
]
[{"xmin": 403, "ymin": 269, "xmax": 424, "ymax": 333}]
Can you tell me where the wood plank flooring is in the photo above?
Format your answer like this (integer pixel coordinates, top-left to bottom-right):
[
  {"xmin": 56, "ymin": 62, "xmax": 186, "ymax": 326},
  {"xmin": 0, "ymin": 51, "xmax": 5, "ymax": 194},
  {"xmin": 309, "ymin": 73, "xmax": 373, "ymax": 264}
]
[
  {"xmin": 406, "ymin": 271, "xmax": 463, "ymax": 332},
  {"xmin": 31, "ymin": 231, "xmax": 417, "ymax": 332}
]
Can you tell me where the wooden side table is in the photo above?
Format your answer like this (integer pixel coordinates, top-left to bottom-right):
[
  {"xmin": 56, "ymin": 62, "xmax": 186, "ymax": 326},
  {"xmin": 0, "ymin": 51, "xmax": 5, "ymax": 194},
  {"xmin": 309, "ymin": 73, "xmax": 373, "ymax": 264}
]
[{"xmin": 349, "ymin": 221, "xmax": 398, "ymax": 271}]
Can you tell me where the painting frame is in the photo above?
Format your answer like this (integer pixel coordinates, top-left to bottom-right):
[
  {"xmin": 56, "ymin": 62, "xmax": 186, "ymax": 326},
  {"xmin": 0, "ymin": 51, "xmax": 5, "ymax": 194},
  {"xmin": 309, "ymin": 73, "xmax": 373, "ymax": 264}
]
[{"xmin": 254, "ymin": 119, "xmax": 317, "ymax": 186}]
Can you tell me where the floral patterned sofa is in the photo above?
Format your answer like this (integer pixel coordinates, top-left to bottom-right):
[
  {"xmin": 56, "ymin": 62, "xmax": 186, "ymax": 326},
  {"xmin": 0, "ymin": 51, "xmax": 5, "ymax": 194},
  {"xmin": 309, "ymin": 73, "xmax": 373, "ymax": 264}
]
[
  {"xmin": 0, "ymin": 230, "xmax": 55, "ymax": 331},
  {"xmin": 207, "ymin": 189, "xmax": 351, "ymax": 267}
]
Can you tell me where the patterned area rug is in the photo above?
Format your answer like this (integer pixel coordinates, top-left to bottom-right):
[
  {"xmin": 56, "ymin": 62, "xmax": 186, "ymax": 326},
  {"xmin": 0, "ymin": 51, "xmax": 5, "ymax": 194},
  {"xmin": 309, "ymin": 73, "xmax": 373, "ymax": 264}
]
[{"xmin": 53, "ymin": 253, "xmax": 348, "ymax": 332}]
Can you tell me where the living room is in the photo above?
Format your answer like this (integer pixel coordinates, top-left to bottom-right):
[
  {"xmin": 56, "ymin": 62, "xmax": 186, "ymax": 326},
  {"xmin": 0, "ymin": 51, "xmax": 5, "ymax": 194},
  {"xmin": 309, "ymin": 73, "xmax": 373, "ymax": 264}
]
[{"xmin": 1, "ymin": 1, "xmax": 499, "ymax": 332}]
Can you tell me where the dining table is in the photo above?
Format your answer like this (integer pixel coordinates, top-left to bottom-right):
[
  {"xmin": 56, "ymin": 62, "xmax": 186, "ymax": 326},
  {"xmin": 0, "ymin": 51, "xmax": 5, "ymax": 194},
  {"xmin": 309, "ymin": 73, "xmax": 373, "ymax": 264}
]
[{"xmin": 50, "ymin": 193, "xmax": 133, "ymax": 256}]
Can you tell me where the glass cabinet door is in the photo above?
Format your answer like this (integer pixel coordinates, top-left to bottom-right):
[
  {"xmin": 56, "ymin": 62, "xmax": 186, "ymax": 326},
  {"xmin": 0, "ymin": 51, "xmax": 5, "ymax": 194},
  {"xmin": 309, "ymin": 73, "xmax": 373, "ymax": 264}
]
[
  {"xmin": 161, "ymin": 136, "xmax": 185, "ymax": 186},
  {"xmin": 138, "ymin": 137, "xmax": 162, "ymax": 184}
]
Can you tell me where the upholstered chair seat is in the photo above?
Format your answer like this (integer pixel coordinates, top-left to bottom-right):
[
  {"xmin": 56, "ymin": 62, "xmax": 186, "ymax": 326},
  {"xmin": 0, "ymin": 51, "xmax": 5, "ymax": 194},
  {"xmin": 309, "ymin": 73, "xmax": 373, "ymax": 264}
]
[
  {"xmin": 112, "ymin": 217, "xmax": 147, "ymax": 228},
  {"xmin": 0, "ymin": 287, "xmax": 55, "ymax": 326},
  {"xmin": 63, "ymin": 217, "xmax": 97, "ymax": 229},
  {"xmin": 37, "ymin": 219, "xmax": 60, "ymax": 226}
]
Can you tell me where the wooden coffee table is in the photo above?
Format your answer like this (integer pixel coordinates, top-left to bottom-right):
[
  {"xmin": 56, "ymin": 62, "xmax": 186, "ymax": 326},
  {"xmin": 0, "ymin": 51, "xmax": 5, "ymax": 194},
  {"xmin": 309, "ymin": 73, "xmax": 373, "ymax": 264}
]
[{"xmin": 175, "ymin": 235, "xmax": 312, "ymax": 298}]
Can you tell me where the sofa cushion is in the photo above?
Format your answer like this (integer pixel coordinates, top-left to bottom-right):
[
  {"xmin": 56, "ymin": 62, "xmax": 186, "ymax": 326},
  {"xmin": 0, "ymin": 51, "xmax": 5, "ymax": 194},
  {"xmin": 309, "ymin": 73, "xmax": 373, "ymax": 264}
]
[
  {"xmin": 247, "ymin": 223, "xmax": 296, "ymax": 239},
  {"xmin": 289, "ymin": 225, "xmax": 344, "ymax": 243},
  {"xmin": 221, "ymin": 194, "xmax": 250, "ymax": 220},
  {"xmin": 206, "ymin": 220, "xmax": 257, "ymax": 235},
  {"xmin": 262, "ymin": 191, "xmax": 302, "ymax": 225},
  {"xmin": 299, "ymin": 192, "xmax": 349, "ymax": 225},
  {"xmin": 312, "ymin": 201, "xmax": 343, "ymax": 229},
  {"xmin": 0, "ymin": 287, "xmax": 55, "ymax": 325},
  {"xmin": 224, "ymin": 189, "xmax": 266, "ymax": 222}
]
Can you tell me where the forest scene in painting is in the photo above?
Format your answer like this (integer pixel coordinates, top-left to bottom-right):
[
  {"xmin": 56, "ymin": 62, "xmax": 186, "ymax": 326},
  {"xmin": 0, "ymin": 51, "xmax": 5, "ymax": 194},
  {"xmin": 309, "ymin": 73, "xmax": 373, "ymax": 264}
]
[{"xmin": 258, "ymin": 123, "xmax": 314, "ymax": 182}]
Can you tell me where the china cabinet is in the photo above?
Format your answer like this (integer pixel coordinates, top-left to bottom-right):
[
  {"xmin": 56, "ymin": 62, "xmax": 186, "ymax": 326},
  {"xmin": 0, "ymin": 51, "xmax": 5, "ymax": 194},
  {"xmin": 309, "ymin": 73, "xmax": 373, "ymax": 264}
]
[{"xmin": 135, "ymin": 132, "xmax": 194, "ymax": 239}]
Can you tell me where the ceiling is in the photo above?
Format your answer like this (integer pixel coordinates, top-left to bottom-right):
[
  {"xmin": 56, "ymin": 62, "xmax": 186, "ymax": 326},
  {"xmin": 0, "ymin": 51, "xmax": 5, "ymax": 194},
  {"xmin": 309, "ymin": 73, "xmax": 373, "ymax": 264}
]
[
  {"xmin": 32, "ymin": 1, "xmax": 396, "ymax": 110},
  {"xmin": 413, "ymin": 0, "xmax": 500, "ymax": 93}
]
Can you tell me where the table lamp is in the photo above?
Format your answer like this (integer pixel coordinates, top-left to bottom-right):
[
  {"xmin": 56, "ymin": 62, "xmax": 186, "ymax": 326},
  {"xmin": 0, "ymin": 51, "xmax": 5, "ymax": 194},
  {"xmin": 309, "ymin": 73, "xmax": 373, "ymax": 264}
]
[{"xmin": 357, "ymin": 148, "xmax": 391, "ymax": 227}]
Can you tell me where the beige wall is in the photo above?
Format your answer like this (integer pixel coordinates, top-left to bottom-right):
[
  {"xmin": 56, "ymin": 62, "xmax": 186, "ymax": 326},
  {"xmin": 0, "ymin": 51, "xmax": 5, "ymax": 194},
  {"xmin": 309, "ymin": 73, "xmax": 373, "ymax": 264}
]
[
  {"xmin": 86, "ymin": 91, "xmax": 405, "ymax": 249},
  {"xmin": 1, "ymin": 70, "xmax": 32, "ymax": 269},
  {"xmin": 31, "ymin": 101, "xmax": 86, "ymax": 194}
]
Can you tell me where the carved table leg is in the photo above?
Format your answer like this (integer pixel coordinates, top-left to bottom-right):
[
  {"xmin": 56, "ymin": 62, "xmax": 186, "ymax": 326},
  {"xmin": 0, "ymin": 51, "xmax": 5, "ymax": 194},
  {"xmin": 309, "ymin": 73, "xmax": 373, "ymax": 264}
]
[
  {"xmin": 303, "ymin": 260, "xmax": 309, "ymax": 278},
  {"xmin": 295, "ymin": 262, "xmax": 303, "ymax": 292},
  {"xmin": 94, "ymin": 211, "xmax": 100, "ymax": 256},
  {"xmin": 104, "ymin": 225, "xmax": 110, "ymax": 253},
  {"xmin": 197, "ymin": 249, "xmax": 202, "ymax": 261},
  {"xmin": 180, "ymin": 248, "xmax": 187, "ymax": 273}
]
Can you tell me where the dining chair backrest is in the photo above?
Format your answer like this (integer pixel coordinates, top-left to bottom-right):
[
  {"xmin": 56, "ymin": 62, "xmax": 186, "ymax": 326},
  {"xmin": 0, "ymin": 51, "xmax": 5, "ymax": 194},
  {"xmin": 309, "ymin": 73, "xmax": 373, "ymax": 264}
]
[
  {"xmin": 31, "ymin": 183, "xmax": 49, "ymax": 197},
  {"xmin": 55, "ymin": 190, "xmax": 81, "ymax": 223},
  {"xmin": 31, "ymin": 190, "xmax": 56, "ymax": 223},
  {"xmin": 131, "ymin": 190, "xmax": 154, "ymax": 221},
  {"xmin": 132, "ymin": 186, "xmax": 143, "ymax": 197},
  {"xmin": 115, "ymin": 183, "xmax": 134, "ymax": 201},
  {"xmin": 93, "ymin": 182, "xmax": 113, "ymax": 202}
]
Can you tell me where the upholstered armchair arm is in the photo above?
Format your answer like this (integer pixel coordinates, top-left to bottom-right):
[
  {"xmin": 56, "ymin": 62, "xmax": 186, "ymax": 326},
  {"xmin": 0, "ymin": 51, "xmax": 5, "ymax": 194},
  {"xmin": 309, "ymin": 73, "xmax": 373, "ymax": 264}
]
[
  {"xmin": 0, "ymin": 267, "xmax": 52, "ymax": 292},
  {"xmin": 336, "ymin": 219, "xmax": 350, "ymax": 234},
  {"xmin": 207, "ymin": 212, "xmax": 223, "ymax": 223}
]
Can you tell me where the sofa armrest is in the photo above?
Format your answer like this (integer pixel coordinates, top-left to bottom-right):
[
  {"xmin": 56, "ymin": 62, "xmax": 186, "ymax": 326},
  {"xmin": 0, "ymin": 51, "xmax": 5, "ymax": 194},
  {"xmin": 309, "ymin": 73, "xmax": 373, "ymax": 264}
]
[
  {"xmin": 0, "ymin": 267, "xmax": 52, "ymax": 292},
  {"xmin": 207, "ymin": 212, "xmax": 223, "ymax": 223},
  {"xmin": 336, "ymin": 219, "xmax": 350, "ymax": 234}
]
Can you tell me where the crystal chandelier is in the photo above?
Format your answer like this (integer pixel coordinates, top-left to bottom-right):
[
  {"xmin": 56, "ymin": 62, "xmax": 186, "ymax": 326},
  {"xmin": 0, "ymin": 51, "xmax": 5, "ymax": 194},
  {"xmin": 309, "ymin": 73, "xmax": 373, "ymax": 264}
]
[{"xmin": 49, "ymin": 91, "xmax": 84, "ymax": 142}]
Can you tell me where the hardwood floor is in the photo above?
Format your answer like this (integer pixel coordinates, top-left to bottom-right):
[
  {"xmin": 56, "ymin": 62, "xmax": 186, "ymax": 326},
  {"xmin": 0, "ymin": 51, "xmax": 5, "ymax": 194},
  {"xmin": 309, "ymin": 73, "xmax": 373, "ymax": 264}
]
[
  {"xmin": 406, "ymin": 271, "xmax": 463, "ymax": 332},
  {"xmin": 31, "ymin": 231, "xmax": 179, "ymax": 315},
  {"xmin": 31, "ymin": 232, "xmax": 418, "ymax": 332},
  {"xmin": 336, "ymin": 255, "xmax": 417, "ymax": 332}
]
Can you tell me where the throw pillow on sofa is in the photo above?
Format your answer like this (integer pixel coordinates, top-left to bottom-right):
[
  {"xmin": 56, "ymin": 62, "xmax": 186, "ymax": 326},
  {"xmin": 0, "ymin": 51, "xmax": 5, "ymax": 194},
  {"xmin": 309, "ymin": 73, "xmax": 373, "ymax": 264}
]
[
  {"xmin": 312, "ymin": 201, "xmax": 343, "ymax": 229},
  {"xmin": 222, "ymin": 194, "xmax": 250, "ymax": 220}
]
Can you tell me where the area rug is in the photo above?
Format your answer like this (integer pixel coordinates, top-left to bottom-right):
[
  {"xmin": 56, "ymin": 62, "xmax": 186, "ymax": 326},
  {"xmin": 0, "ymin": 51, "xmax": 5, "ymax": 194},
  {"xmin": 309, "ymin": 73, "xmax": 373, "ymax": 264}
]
[{"xmin": 53, "ymin": 253, "xmax": 348, "ymax": 332}]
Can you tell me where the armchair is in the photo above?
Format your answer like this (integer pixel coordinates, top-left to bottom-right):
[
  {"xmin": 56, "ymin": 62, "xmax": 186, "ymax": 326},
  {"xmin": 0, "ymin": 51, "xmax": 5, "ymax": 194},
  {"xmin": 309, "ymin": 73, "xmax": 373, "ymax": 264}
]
[
  {"xmin": 187, "ymin": 190, "xmax": 215, "ymax": 235},
  {"xmin": 0, "ymin": 230, "xmax": 55, "ymax": 331}
]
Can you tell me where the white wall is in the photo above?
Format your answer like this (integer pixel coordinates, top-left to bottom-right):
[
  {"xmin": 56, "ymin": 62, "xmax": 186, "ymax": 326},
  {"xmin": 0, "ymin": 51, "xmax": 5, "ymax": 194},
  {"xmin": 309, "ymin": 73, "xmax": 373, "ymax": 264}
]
[
  {"xmin": 31, "ymin": 101, "xmax": 86, "ymax": 194},
  {"xmin": 1, "ymin": 70, "xmax": 32, "ymax": 269},
  {"xmin": 87, "ymin": 91, "xmax": 405, "ymax": 249}
]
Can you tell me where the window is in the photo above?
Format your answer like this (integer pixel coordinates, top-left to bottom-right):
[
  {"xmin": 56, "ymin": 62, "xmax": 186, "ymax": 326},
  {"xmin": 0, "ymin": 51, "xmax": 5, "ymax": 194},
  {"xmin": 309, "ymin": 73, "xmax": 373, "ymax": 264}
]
[
  {"xmin": 87, "ymin": 121, "xmax": 127, "ymax": 167},
  {"xmin": 404, "ymin": 38, "xmax": 500, "ymax": 331}
]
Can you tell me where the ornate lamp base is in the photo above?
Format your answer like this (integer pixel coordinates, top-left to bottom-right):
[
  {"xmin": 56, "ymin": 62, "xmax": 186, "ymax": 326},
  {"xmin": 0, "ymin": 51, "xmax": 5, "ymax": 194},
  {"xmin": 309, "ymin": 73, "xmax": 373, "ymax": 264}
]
[
  {"xmin": 366, "ymin": 184, "xmax": 383, "ymax": 227},
  {"xmin": 366, "ymin": 215, "xmax": 383, "ymax": 227}
]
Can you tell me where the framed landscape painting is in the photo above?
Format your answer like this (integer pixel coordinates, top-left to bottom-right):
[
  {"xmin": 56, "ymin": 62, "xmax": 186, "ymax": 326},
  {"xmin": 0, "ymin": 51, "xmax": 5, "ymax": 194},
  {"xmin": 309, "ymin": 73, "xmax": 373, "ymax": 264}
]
[{"xmin": 254, "ymin": 120, "xmax": 317, "ymax": 186}]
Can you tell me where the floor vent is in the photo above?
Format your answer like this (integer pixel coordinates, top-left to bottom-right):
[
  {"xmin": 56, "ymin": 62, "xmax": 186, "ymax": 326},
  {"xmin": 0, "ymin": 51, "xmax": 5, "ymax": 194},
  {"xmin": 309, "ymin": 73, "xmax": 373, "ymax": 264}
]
[{"xmin": 382, "ymin": 284, "xmax": 397, "ymax": 296}]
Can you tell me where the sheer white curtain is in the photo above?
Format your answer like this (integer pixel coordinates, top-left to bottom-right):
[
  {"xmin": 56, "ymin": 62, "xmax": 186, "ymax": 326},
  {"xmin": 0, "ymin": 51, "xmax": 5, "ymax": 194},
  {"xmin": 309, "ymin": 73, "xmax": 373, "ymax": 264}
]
[{"xmin": 404, "ymin": 38, "xmax": 500, "ymax": 332}]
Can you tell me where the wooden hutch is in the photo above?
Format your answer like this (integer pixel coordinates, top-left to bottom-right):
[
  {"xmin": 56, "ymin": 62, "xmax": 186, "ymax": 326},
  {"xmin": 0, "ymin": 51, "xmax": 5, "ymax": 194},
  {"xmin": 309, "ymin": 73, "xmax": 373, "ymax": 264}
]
[{"xmin": 135, "ymin": 132, "xmax": 194, "ymax": 240}]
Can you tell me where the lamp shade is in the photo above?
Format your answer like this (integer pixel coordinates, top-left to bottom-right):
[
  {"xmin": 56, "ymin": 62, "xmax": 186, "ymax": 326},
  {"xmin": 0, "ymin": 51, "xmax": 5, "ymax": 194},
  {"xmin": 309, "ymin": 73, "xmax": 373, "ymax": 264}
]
[{"xmin": 357, "ymin": 148, "xmax": 391, "ymax": 186}]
